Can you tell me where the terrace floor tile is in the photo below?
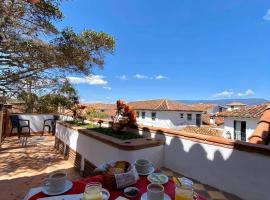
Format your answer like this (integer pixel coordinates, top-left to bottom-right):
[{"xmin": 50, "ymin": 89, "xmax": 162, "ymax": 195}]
[{"xmin": 0, "ymin": 133, "xmax": 81, "ymax": 200}]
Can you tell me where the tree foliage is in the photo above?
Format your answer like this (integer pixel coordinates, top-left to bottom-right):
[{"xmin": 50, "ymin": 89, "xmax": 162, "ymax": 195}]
[
  {"xmin": 0, "ymin": 0, "xmax": 115, "ymax": 95},
  {"xmin": 18, "ymin": 79, "xmax": 79, "ymax": 113}
]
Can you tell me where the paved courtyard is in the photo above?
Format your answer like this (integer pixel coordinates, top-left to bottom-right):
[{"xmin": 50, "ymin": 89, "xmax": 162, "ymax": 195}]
[{"xmin": 0, "ymin": 134, "xmax": 81, "ymax": 200}]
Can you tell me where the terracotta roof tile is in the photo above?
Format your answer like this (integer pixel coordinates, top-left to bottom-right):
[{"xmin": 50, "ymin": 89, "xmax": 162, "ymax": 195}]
[
  {"xmin": 202, "ymin": 114, "xmax": 224, "ymax": 126},
  {"xmin": 83, "ymin": 103, "xmax": 116, "ymax": 110},
  {"xmin": 128, "ymin": 99, "xmax": 203, "ymax": 112},
  {"xmin": 190, "ymin": 104, "xmax": 218, "ymax": 111},
  {"xmin": 217, "ymin": 103, "xmax": 270, "ymax": 119},
  {"xmin": 249, "ymin": 105, "xmax": 270, "ymax": 145},
  {"xmin": 84, "ymin": 103, "xmax": 116, "ymax": 118},
  {"xmin": 182, "ymin": 126, "xmax": 222, "ymax": 137}
]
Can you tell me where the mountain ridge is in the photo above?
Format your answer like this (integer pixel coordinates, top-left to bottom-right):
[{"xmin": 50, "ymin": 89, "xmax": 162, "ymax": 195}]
[{"xmin": 176, "ymin": 98, "xmax": 269, "ymax": 106}]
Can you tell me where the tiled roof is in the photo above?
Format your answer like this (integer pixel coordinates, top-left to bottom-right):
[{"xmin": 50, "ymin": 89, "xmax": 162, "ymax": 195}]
[
  {"xmin": 249, "ymin": 105, "xmax": 270, "ymax": 145},
  {"xmin": 217, "ymin": 103, "xmax": 270, "ymax": 118},
  {"xmin": 202, "ymin": 114, "xmax": 224, "ymax": 126},
  {"xmin": 190, "ymin": 104, "xmax": 218, "ymax": 111},
  {"xmin": 182, "ymin": 126, "xmax": 222, "ymax": 137},
  {"xmin": 84, "ymin": 103, "xmax": 116, "ymax": 118},
  {"xmin": 84, "ymin": 103, "xmax": 116, "ymax": 110},
  {"xmin": 128, "ymin": 99, "xmax": 203, "ymax": 112},
  {"xmin": 226, "ymin": 102, "xmax": 246, "ymax": 106}
]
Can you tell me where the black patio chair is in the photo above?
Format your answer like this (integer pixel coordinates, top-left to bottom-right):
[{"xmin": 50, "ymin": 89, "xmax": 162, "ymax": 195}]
[
  {"xmin": 10, "ymin": 115, "xmax": 31, "ymax": 138},
  {"xmin": 43, "ymin": 115, "xmax": 60, "ymax": 136}
]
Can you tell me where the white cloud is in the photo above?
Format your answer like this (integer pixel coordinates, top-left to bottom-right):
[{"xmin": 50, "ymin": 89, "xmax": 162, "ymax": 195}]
[
  {"xmin": 67, "ymin": 75, "xmax": 107, "ymax": 85},
  {"xmin": 134, "ymin": 74, "xmax": 150, "ymax": 79},
  {"xmin": 155, "ymin": 75, "xmax": 168, "ymax": 80},
  {"xmin": 213, "ymin": 90, "xmax": 234, "ymax": 98},
  {"xmin": 103, "ymin": 86, "xmax": 112, "ymax": 90},
  {"xmin": 237, "ymin": 89, "xmax": 255, "ymax": 97},
  {"xmin": 263, "ymin": 8, "xmax": 270, "ymax": 20},
  {"xmin": 118, "ymin": 75, "xmax": 128, "ymax": 80}
]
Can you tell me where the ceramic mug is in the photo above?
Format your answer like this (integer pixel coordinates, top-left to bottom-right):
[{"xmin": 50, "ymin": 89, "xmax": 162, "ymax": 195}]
[
  {"xmin": 135, "ymin": 159, "xmax": 153, "ymax": 173},
  {"xmin": 45, "ymin": 172, "xmax": 67, "ymax": 192},
  {"xmin": 147, "ymin": 183, "xmax": 164, "ymax": 200}
]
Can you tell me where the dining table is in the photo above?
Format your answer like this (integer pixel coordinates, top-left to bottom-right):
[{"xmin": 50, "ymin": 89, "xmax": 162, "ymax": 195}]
[{"xmin": 26, "ymin": 175, "xmax": 207, "ymax": 200}]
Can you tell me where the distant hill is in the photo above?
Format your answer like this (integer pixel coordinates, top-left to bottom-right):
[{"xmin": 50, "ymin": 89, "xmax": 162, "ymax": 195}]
[{"xmin": 177, "ymin": 98, "xmax": 269, "ymax": 106}]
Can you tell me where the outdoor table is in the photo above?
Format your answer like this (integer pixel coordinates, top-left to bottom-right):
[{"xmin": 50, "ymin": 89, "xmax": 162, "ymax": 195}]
[{"xmin": 27, "ymin": 175, "xmax": 207, "ymax": 200}]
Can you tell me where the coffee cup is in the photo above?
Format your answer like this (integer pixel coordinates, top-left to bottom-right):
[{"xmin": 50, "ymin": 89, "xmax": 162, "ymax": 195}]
[
  {"xmin": 45, "ymin": 172, "xmax": 67, "ymax": 192},
  {"xmin": 147, "ymin": 183, "xmax": 164, "ymax": 200},
  {"xmin": 135, "ymin": 159, "xmax": 153, "ymax": 173}
]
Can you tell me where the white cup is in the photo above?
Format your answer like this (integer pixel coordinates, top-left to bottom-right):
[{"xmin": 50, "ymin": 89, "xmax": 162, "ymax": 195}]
[
  {"xmin": 135, "ymin": 159, "xmax": 152, "ymax": 173},
  {"xmin": 45, "ymin": 172, "xmax": 67, "ymax": 192},
  {"xmin": 147, "ymin": 183, "xmax": 164, "ymax": 200}
]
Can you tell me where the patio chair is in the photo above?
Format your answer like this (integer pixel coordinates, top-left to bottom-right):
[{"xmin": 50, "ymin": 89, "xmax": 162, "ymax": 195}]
[
  {"xmin": 43, "ymin": 115, "xmax": 60, "ymax": 136},
  {"xmin": 10, "ymin": 115, "xmax": 31, "ymax": 138}
]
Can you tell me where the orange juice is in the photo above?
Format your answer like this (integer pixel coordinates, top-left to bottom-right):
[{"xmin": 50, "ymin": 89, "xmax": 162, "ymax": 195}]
[
  {"xmin": 175, "ymin": 187, "xmax": 193, "ymax": 200},
  {"xmin": 83, "ymin": 182, "xmax": 103, "ymax": 200}
]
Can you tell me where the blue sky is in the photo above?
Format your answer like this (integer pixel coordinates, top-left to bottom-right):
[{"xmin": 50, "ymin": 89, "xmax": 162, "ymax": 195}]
[{"xmin": 58, "ymin": 0, "xmax": 270, "ymax": 103}]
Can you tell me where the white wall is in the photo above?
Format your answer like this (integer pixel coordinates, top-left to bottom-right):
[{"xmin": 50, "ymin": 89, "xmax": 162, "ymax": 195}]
[
  {"xmin": 139, "ymin": 129, "xmax": 270, "ymax": 200},
  {"xmin": 136, "ymin": 110, "xmax": 202, "ymax": 129},
  {"xmin": 223, "ymin": 117, "xmax": 258, "ymax": 141},
  {"xmin": 56, "ymin": 123, "xmax": 164, "ymax": 168},
  {"xmin": 56, "ymin": 122, "xmax": 270, "ymax": 200},
  {"xmin": 16, "ymin": 114, "xmax": 73, "ymax": 133}
]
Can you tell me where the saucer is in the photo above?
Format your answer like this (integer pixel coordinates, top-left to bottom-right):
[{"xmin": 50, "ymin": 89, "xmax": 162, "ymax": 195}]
[
  {"xmin": 137, "ymin": 166, "xmax": 155, "ymax": 176},
  {"xmin": 140, "ymin": 192, "xmax": 171, "ymax": 200},
  {"xmin": 147, "ymin": 173, "xmax": 168, "ymax": 185},
  {"xmin": 41, "ymin": 180, "xmax": 73, "ymax": 196}
]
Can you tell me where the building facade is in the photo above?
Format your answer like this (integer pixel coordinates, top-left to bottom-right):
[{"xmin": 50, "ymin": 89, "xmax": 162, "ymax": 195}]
[
  {"xmin": 129, "ymin": 99, "xmax": 204, "ymax": 129},
  {"xmin": 218, "ymin": 103, "xmax": 269, "ymax": 142}
]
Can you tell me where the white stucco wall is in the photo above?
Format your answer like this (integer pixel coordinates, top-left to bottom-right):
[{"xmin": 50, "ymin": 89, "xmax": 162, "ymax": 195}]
[
  {"xmin": 55, "ymin": 122, "xmax": 270, "ymax": 200},
  {"xmin": 136, "ymin": 110, "xmax": 202, "ymax": 129},
  {"xmin": 16, "ymin": 114, "xmax": 73, "ymax": 133},
  {"xmin": 56, "ymin": 123, "xmax": 164, "ymax": 168},
  {"xmin": 139, "ymin": 129, "xmax": 270, "ymax": 200},
  {"xmin": 223, "ymin": 117, "xmax": 258, "ymax": 141}
]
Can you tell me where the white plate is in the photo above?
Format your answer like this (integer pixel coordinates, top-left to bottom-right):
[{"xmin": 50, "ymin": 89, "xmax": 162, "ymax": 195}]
[
  {"xmin": 137, "ymin": 166, "xmax": 155, "ymax": 176},
  {"xmin": 140, "ymin": 192, "xmax": 171, "ymax": 200},
  {"xmin": 147, "ymin": 173, "xmax": 169, "ymax": 185},
  {"xmin": 41, "ymin": 180, "xmax": 73, "ymax": 196},
  {"xmin": 38, "ymin": 189, "xmax": 109, "ymax": 200},
  {"xmin": 38, "ymin": 193, "xmax": 83, "ymax": 200}
]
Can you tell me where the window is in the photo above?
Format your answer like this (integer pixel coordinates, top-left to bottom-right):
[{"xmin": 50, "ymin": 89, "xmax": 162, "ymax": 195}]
[
  {"xmin": 141, "ymin": 112, "xmax": 145, "ymax": 119},
  {"xmin": 180, "ymin": 113, "xmax": 184, "ymax": 118},
  {"xmin": 234, "ymin": 120, "xmax": 246, "ymax": 141},
  {"xmin": 151, "ymin": 112, "xmax": 156, "ymax": 120},
  {"xmin": 136, "ymin": 111, "xmax": 140, "ymax": 118},
  {"xmin": 187, "ymin": 114, "xmax": 192, "ymax": 121},
  {"xmin": 100, "ymin": 109, "xmax": 105, "ymax": 112}
]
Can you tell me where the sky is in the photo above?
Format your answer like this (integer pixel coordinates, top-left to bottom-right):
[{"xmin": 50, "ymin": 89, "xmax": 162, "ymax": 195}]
[{"xmin": 57, "ymin": 0, "xmax": 270, "ymax": 103}]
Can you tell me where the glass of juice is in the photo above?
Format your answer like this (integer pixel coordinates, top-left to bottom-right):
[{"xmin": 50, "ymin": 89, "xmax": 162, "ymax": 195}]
[
  {"xmin": 83, "ymin": 182, "xmax": 103, "ymax": 200},
  {"xmin": 175, "ymin": 186, "xmax": 193, "ymax": 200}
]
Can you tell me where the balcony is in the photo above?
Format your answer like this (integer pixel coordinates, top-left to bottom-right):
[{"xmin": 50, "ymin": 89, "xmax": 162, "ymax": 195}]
[{"xmin": 0, "ymin": 113, "xmax": 269, "ymax": 200}]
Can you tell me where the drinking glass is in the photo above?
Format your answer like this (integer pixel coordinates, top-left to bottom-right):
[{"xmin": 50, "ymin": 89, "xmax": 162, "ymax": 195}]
[
  {"xmin": 83, "ymin": 182, "xmax": 103, "ymax": 200},
  {"xmin": 175, "ymin": 186, "xmax": 193, "ymax": 200}
]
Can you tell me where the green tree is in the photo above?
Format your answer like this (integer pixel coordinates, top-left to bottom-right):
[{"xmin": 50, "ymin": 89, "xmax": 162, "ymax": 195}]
[{"xmin": 0, "ymin": 0, "xmax": 115, "ymax": 96}]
